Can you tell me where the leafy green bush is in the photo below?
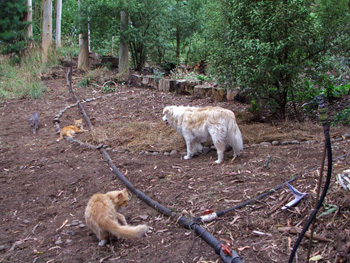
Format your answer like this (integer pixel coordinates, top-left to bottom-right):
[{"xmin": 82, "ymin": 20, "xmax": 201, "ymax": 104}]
[
  {"xmin": 209, "ymin": 0, "xmax": 350, "ymax": 119},
  {"xmin": 77, "ymin": 78, "xmax": 89, "ymax": 88},
  {"xmin": 197, "ymin": 75, "xmax": 212, "ymax": 81},
  {"xmin": 332, "ymin": 107, "xmax": 350, "ymax": 126},
  {"xmin": 101, "ymin": 84, "xmax": 116, "ymax": 93},
  {"xmin": 323, "ymin": 81, "xmax": 349, "ymax": 100},
  {"xmin": 152, "ymin": 69, "xmax": 164, "ymax": 83},
  {"xmin": 169, "ymin": 67, "xmax": 197, "ymax": 80}
]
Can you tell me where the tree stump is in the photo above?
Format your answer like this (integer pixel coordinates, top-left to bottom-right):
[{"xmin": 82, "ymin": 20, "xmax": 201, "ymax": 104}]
[
  {"xmin": 175, "ymin": 79, "xmax": 202, "ymax": 94},
  {"xmin": 226, "ymin": 88, "xmax": 235, "ymax": 101},
  {"xmin": 158, "ymin": 79, "xmax": 177, "ymax": 92},
  {"xmin": 212, "ymin": 87, "xmax": 226, "ymax": 101},
  {"xmin": 185, "ymin": 80, "xmax": 202, "ymax": 95},
  {"xmin": 175, "ymin": 79, "xmax": 187, "ymax": 94},
  {"xmin": 141, "ymin": 75, "xmax": 158, "ymax": 89},
  {"xmin": 127, "ymin": 74, "xmax": 142, "ymax": 87},
  {"xmin": 193, "ymin": 84, "xmax": 213, "ymax": 98}
]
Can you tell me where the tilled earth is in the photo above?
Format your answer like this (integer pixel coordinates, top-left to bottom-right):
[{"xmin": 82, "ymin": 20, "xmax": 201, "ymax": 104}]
[{"xmin": 1, "ymin": 65, "xmax": 350, "ymax": 263}]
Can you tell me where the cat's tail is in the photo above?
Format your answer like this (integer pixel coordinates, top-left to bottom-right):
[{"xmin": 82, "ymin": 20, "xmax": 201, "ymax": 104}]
[{"xmin": 103, "ymin": 220, "xmax": 149, "ymax": 239}]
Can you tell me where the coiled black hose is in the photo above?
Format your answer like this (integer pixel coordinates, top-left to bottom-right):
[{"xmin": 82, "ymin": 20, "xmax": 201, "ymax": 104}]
[{"xmin": 288, "ymin": 95, "xmax": 332, "ymax": 262}]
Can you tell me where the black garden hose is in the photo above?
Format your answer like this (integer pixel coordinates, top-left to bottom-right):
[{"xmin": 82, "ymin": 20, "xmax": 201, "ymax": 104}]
[
  {"xmin": 217, "ymin": 176, "xmax": 297, "ymax": 217},
  {"xmin": 194, "ymin": 176, "xmax": 297, "ymax": 224},
  {"xmin": 288, "ymin": 95, "xmax": 332, "ymax": 262},
  {"xmin": 66, "ymin": 69, "xmax": 244, "ymax": 263},
  {"xmin": 65, "ymin": 66, "xmax": 334, "ymax": 262},
  {"xmin": 101, "ymin": 147, "xmax": 244, "ymax": 263}
]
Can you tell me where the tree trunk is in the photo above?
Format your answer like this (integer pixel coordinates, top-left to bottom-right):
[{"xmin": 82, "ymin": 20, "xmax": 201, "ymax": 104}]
[
  {"xmin": 42, "ymin": 0, "xmax": 52, "ymax": 63},
  {"xmin": 55, "ymin": 0, "xmax": 62, "ymax": 48},
  {"xmin": 176, "ymin": 24, "xmax": 180, "ymax": 60},
  {"xmin": 119, "ymin": 11, "xmax": 129, "ymax": 75},
  {"xmin": 175, "ymin": 0, "xmax": 181, "ymax": 62},
  {"xmin": 26, "ymin": 0, "xmax": 33, "ymax": 39},
  {"xmin": 78, "ymin": 32, "xmax": 89, "ymax": 70},
  {"xmin": 111, "ymin": 36, "xmax": 114, "ymax": 56},
  {"xmin": 77, "ymin": 0, "xmax": 89, "ymax": 70}
]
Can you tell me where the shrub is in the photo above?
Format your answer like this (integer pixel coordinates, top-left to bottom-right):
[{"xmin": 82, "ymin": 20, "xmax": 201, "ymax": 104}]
[{"xmin": 332, "ymin": 107, "xmax": 350, "ymax": 126}]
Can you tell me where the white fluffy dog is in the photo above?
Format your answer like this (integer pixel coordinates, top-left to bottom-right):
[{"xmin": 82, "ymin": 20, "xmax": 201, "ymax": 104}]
[{"xmin": 162, "ymin": 106, "xmax": 243, "ymax": 164}]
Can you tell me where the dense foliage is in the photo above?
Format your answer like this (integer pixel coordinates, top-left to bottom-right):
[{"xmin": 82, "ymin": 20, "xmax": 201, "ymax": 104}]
[
  {"xmin": 209, "ymin": 0, "xmax": 350, "ymax": 118},
  {"xmin": 0, "ymin": 0, "xmax": 29, "ymax": 56},
  {"xmin": 1, "ymin": 0, "xmax": 349, "ymax": 118}
]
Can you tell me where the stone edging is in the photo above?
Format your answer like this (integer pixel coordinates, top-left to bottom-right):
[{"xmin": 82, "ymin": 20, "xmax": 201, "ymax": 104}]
[
  {"xmin": 54, "ymin": 91, "xmax": 350, "ymax": 155},
  {"xmin": 53, "ymin": 93, "xmax": 118, "ymax": 149},
  {"xmin": 129, "ymin": 74, "xmax": 236, "ymax": 102}
]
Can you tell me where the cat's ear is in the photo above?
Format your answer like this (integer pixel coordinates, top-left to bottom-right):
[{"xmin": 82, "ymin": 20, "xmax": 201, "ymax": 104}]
[{"xmin": 117, "ymin": 192, "xmax": 123, "ymax": 199}]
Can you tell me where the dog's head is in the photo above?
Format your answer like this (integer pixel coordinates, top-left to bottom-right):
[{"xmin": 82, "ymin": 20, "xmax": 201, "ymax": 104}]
[
  {"xmin": 162, "ymin": 106, "xmax": 173, "ymax": 125},
  {"xmin": 163, "ymin": 105, "xmax": 192, "ymax": 126}
]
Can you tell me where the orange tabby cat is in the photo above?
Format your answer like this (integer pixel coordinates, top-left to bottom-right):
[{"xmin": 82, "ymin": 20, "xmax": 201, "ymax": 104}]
[
  {"xmin": 56, "ymin": 119, "xmax": 85, "ymax": 142},
  {"xmin": 85, "ymin": 188, "xmax": 149, "ymax": 246}
]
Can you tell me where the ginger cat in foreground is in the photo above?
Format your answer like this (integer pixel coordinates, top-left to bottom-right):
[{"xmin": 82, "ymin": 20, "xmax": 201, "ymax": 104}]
[
  {"xmin": 85, "ymin": 188, "xmax": 149, "ymax": 246},
  {"xmin": 57, "ymin": 119, "xmax": 85, "ymax": 142}
]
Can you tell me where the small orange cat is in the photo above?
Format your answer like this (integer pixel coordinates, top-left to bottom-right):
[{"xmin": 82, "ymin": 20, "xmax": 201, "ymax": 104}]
[
  {"xmin": 56, "ymin": 119, "xmax": 85, "ymax": 142},
  {"xmin": 85, "ymin": 188, "xmax": 149, "ymax": 246}
]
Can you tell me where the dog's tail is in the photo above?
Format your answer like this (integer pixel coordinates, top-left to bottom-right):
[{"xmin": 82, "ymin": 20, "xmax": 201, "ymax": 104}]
[{"xmin": 228, "ymin": 115, "xmax": 244, "ymax": 156}]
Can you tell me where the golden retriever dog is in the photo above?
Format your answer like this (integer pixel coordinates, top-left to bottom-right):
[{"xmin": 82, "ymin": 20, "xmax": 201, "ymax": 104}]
[{"xmin": 162, "ymin": 106, "xmax": 243, "ymax": 164}]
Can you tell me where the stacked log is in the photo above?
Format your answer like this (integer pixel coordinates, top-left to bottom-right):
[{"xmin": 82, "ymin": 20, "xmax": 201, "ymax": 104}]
[
  {"xmin": 193, "ymin": 84, "xmax": 213, "ymax": 98},
  {"xmin": 158, "ymin": 78, "xmax": 177, "ymax": 92},
  {"xmin": 184, "ymin": 80, "xmax": 202, "ymax": 95},
  {"xmin": 212, "ymin": 87, "xmax": 226, "ymax": 102},
  {"xmin": 141, "ymin": 75, "xmax": 158, "ymax": 89},
  {"xmin": 128, "ymin": 74, "xmax": 232, "ymax": 102}
]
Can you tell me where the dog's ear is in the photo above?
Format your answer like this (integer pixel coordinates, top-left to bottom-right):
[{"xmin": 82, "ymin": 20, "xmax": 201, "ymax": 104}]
[{"xmin": 163, "ymin": 107, "xmax": 170, "ymax": 114}]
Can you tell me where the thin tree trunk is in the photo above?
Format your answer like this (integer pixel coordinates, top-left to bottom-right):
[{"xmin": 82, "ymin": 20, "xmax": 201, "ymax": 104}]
[
  {"xmin": 118, "ymin": 11, "xmax": 129, "ymax": 75},
  {"xmin": 77, "ymin": 0, "xmax": 89, "ymax": 70},
  {"xmin": 42, "ymin": 0, "xmax": 52, "ymax": 63},
  {"xmin": 26, "ymin": 0, "xmax": 33, "ymax": 39},
  {"xmin": 55, "ymin": 0, "xmax": 62, "ymax": 48},
  {"xmin": 175, "ymin": 0, "xmax": 181, "ymax": 62},
  {"xmin": 176, "ymin": 24, "xmax": 180, "ymax": 61},
  {"xmin": 78, "ymin": 32, "xmax": 89, "ymax": 70},
  {"xmin": 111, "ymin": 36, "xmax": 114, "ymax": 56}
]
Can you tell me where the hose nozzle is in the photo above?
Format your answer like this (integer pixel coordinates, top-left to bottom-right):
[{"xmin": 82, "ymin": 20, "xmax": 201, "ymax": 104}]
[{"xmin": 316, "ymin": 94, "xmax": 328, "ymax": 125}]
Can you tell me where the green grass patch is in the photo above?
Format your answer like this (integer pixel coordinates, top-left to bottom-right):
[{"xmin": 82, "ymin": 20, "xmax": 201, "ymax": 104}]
[{"xmin": 0, "ymin": 50, "xmax": 51, "ymax": 100}]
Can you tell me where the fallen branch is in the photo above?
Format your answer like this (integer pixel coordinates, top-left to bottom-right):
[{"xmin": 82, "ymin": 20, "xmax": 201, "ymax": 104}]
[
  {"xmin": 66, "ymin": 66, "xmax": 93, "ymax": 129},
  {"xmin": 267, "ymin": 193, "xmax": 293, "ymax": 215},
  {"xmin": 278, "ymin": 226, "xmax": 331, "ymax": 242}
]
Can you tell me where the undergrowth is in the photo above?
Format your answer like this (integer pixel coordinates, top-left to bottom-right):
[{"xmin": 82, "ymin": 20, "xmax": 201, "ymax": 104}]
[
  {"xmin": 0, "ymin": 46, "xmax": 76, "ymax": 100},
  {"xmin": 332, "ymin": 107, "xmax": 350, "ymax": 126}
]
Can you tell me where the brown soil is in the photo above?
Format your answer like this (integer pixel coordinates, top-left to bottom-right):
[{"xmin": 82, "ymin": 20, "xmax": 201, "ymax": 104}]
[{"xmin": 1, "ymin": 64, "xmax": 349, "ymax": 263}]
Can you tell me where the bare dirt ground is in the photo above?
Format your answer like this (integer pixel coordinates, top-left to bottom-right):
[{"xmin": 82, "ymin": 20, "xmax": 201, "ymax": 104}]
[{"xmin": 1, "ymin": 63, "xmax": 350, "ymax": 263}]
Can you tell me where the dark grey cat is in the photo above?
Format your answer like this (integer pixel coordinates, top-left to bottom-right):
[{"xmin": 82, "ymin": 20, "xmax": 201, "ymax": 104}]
[{"xmin": 29, "ymin": 112, "xmax": 39, "ymax": 134}]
